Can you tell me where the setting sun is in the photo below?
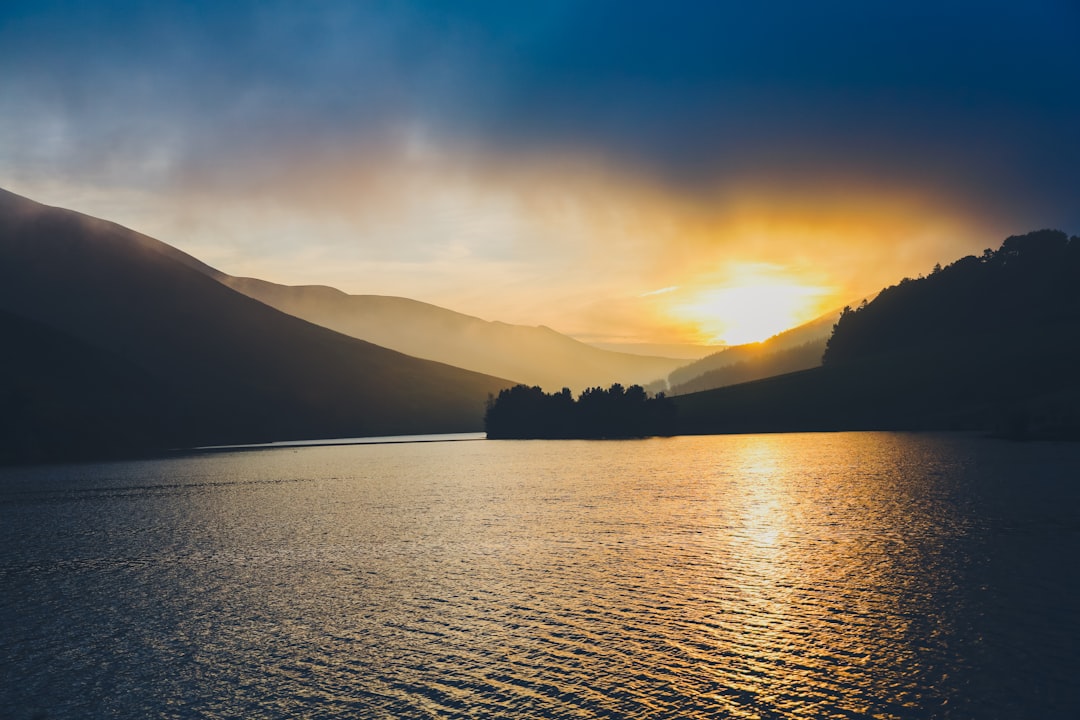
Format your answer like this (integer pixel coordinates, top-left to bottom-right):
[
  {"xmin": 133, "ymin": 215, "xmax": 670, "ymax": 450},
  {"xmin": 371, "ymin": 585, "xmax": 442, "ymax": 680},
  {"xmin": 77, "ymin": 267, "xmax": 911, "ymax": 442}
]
[{"xmin": 673, "ymin": 273, "xmax": 832, "ymax": 346}]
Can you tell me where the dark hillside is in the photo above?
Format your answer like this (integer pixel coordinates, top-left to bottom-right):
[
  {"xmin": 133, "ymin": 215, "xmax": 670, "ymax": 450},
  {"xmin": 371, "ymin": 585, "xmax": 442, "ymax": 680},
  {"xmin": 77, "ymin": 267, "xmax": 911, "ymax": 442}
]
[
  {"xmin": 824, "ymin": 230, "xmax": 1080, "ymax": 367},
  {"xmin": 676, "ymin": 231, "xmax": 1080, "ymax": 439},
  {"xmin": 666, "ymin": 309, "xmax": 838, "ymax": 394},
  {"xmin": 0, "ymin": 188, "xmax": 514, "ymax": 462},
  {"xmin": 0, "ymin": 309, "xmax": 194, "ymax": 463},
  {"xmin": 219, "ymin": 276, "xmax": 684, "ymax": 394},
  {"xmin": 669, "ymin": 340, "xmax": 826, "ymax": 395}
]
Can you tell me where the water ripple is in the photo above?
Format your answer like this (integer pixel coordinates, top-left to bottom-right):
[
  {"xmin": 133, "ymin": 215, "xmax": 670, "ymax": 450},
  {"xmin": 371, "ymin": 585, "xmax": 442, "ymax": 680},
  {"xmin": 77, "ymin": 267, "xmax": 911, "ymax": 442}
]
[{"xmin": 2, "ymin": 433, "xmax": 1080, "ymax": 718}]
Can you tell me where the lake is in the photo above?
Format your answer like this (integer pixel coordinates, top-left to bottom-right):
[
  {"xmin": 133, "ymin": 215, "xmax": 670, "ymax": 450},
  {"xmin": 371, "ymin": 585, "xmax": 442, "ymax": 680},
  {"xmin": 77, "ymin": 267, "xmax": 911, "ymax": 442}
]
[{"xmin": 2, "ymin": 432, "xmax": 1078, "ymax": 719}]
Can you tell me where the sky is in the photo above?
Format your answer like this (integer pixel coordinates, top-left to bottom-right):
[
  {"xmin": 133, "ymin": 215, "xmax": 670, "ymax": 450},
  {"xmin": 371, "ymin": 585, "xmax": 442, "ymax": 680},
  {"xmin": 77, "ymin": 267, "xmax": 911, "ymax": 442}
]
[{"xmin": 2, "ymin": 1, "xmax": 1078, "ymax": 349}]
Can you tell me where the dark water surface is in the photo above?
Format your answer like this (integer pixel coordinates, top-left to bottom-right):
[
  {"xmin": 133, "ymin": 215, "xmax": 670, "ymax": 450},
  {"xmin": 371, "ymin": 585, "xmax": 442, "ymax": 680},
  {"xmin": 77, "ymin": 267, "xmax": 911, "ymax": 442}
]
[{"xmin": 2, "ymin": 433, "xmax": 1078, "ymax": 719}]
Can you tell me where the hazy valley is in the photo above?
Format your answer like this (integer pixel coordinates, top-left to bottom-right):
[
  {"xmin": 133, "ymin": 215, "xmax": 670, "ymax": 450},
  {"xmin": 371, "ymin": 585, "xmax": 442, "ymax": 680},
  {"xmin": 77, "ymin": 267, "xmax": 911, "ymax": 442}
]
[{"xmin": 3, "ymin": 185, "xmax": 1079, "ymax": 462}]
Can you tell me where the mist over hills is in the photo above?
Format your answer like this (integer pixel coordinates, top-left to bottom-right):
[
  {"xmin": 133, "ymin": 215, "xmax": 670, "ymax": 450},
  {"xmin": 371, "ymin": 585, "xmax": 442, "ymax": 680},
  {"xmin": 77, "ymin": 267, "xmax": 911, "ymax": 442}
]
[
  {"xmin": 669, "ymin": 340, "xmax": 827, "ymax": 396},
  {"xmin": 217, "ymin": 276, "xmax": 685, "ymax": 394},
  {"xmin": 7, "ymin": 183, "xmax": 1073, "ymax": 460},
  {"xmin": 666, "ymin": 310, "xmax": 841, "ymax": 395},
  {"xmin": 0, "ymin": 188, "xmax": 513, "ymax": 463},
  {"xmin": 57, "ymin": 199, "xmax": 686, "ymax": 393},
  {"xmin": 675, "ymin": 230, "xmax": 1080, "ymax": 438}
]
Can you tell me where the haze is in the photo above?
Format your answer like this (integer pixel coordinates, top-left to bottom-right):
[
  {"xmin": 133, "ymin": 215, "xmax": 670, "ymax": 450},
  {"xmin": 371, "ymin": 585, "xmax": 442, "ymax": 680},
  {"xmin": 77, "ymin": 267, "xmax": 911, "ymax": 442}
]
[{"xmin": 2, "ymin": 1, "xmax": 1077, "ymax": 348}]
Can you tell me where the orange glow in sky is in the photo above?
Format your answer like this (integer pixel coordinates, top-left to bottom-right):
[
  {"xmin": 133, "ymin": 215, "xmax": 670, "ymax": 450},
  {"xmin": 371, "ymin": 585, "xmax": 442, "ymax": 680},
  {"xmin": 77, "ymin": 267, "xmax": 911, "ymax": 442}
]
[
  {"xmin": 8, "ymin": 153, "xmax": 991, "ymax": 352},
  {"xmin": 673, "ymin": 282, "xmax": 833, "ymax": 346},
  {"xmin": 1, "ymin": 3, "xmax": 1073, "ymax": 360},
  {"xmin": 669, "ymin": 265, "xmax": 835, "ymax": 345}
]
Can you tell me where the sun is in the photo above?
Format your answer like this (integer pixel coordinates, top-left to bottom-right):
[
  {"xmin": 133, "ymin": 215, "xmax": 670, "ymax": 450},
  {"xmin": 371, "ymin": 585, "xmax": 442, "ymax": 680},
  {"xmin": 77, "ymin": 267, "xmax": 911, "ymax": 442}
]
[{"xmin": 673, "ymin": 274, "xmax": 831, "ymax": 346}]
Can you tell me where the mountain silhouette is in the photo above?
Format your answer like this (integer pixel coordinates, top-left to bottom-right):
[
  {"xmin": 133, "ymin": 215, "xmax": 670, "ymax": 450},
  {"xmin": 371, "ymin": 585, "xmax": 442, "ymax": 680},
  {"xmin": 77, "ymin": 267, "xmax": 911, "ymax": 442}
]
[
  {"xmin": 97, "ymin": 216, "xmax": 686, "ymax": 393},
  {"xmin": 0, "ymin": 188, "xmax": 513, "ymax": 463},
  {"xmin": 666, "ymin": 309, "xmax": 842, "ymax": 394},
  {"xmin": 674, "ymin": 230, "xmax": 1080, "ymax": 438},
  {"xmin": 215, "ymin": 276, "xmax": 685, "ymax": 394},
  {"xmin": 0, "ymin": 306, "xmax": 196, "ymax": 462}
]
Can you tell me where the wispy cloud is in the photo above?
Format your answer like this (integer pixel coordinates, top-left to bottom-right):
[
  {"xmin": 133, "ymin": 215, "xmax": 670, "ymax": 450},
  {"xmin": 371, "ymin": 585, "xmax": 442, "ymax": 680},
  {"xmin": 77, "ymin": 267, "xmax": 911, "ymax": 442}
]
[{"xmin": 640, "ymin": 286, "xmax": 679, "ymax": 297}]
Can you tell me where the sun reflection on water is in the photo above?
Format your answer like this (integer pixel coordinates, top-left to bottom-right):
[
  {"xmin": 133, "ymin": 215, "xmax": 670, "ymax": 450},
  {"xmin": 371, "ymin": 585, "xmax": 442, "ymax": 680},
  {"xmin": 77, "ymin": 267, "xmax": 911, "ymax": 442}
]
[
  {"xmin": 2, "ymin": 433, "xmax": 1077, "ymax": 718},
  {"xmin": 670, "ymin": 433, "xmax": 976, "ymax": 719}
]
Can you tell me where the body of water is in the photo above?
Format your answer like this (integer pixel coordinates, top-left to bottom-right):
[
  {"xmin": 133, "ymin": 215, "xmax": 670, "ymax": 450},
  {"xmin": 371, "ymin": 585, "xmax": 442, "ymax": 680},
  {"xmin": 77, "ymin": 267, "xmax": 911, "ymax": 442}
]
[{"xmin": 2, "ymin": 432, "xmax": 1079, "ymax": 718}]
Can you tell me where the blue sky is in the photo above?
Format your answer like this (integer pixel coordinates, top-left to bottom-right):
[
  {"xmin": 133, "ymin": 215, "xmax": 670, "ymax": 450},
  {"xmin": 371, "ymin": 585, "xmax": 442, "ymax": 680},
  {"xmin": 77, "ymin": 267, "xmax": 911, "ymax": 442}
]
[{"xmin": 3, "ymin": 1, "xmax": 1077, "ymax": 345}]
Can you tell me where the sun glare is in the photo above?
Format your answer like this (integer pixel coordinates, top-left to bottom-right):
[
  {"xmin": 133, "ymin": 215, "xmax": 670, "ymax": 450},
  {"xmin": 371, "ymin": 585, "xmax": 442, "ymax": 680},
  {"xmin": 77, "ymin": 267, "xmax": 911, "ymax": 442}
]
[{"xmin": 674, "ymin": 277, "xmax": 830, "ymax": 346}]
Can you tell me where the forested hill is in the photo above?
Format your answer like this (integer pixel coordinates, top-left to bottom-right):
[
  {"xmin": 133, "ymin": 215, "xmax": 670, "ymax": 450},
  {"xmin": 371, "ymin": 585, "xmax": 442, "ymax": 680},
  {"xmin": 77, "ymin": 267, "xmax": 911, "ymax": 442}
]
[
  {"xmin": 823, "ymin": 229, "xmax": 1080, "ymax": 367},
  {"xmin": 675, "ymin": 230, "xmax": 1080, "ymax": 439}
]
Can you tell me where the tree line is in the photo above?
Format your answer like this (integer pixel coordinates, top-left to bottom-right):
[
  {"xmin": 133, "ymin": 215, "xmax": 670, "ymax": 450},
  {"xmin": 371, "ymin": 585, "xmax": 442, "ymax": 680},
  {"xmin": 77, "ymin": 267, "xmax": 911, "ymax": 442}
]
[
  {"xmin": 824, "ymin": 229, "xmax": 1080, "ymax": 367},
  {"xmin": 815, "ymin": 229, "xmax": 1080, "ymax": 439},
  {"xmin": 485, "ymin": 383, "xmax": 677, "ymax": 439}
]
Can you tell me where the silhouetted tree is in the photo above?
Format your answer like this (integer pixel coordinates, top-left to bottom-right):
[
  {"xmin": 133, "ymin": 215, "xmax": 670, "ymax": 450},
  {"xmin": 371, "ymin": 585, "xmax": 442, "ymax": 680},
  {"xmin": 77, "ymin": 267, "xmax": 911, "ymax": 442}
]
[
  {"xmin": 485, "ymin": 383, "xmax": 677, "ymax": 439},
  {"xmin": 823, "ymin": 230, "xmax": 1079, "ymax": 367},
  {"xmin": 672, "ymin": 230, "xmax": 1080, "ymax": 440}
]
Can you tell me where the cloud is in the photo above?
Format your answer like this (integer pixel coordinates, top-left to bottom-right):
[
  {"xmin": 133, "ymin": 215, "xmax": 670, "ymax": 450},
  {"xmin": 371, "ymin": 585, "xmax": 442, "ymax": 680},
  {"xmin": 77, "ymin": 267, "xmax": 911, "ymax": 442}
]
[
  {"xmin": 3, "ymin": 2, "xmax": 1077, "ymax": 224},
  {"xmin": 2, "ymin": 1, "xmax": 1077, "ymax": 342},
  {"xmin": 640, "ymin": 287, "xmax": 679, "ymax": 298}
]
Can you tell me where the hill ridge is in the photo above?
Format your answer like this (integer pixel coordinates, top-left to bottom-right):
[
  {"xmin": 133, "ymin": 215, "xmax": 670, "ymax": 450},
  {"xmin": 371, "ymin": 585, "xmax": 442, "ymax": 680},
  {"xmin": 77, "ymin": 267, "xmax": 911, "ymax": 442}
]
[
  {"xmin": 217, "ymin": 274, "xmax": 685, "ymax": 393},
  {"xmin": 674, "ymin": 229, "xmax": 1080, "ymax": 439},
  {"xmin": 0, "ymin": 187, "xmax": 513, "ymax": 463}
]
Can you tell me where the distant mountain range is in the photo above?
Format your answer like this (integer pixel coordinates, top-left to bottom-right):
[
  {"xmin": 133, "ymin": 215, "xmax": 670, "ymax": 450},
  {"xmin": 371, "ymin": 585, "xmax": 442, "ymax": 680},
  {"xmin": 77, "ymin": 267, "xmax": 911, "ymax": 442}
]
[
  {"xmin": 674, "ymin": 230, "xmax": 1080, "ymax": 439},
  {"xmin": 9, "ymin": 185, "xmax": 1070, "ymax": 461},
  {"xmin": 666, "ymin": 309, "xmax": 842, "ymax": 395},
  {"xmin": 215, "ymin": 276, "xmax": 685, "ymax": 394},
  {"xmin": 0, "ymin": 188, "xmax": 513, "ymax": 462},
  {"xmin": 0, "ymin": 189, "xmax": 683, "ymax": 395}
]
